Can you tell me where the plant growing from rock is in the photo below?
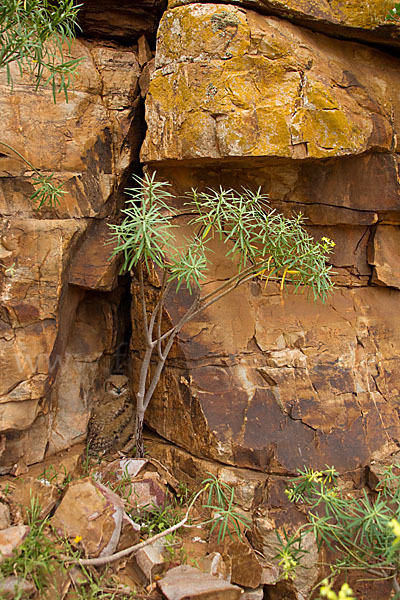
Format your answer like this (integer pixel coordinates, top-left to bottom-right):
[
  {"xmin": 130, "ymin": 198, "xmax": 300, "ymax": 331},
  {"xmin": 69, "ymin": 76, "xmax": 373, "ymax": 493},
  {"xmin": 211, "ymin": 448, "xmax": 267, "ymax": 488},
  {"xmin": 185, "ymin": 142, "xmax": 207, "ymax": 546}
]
[
  {"xmin": 276, "ymin": 465, "xmax": 400, "ymax": 597},
  {"xmin": 73, "ymin": 472, "xmax": 249, "ymax": 567},
  {"xmin": 0, "ymin": 0, "xmax": 82, "ymax": 208},
  {"xmin": 109, "ymin": 172, "xmax": 335, "ymax": 458}
]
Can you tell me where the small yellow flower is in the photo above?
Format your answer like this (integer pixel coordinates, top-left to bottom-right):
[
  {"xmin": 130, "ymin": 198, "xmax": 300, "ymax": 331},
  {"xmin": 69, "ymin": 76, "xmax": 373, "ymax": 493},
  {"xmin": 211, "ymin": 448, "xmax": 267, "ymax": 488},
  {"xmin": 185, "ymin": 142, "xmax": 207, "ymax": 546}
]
[
  {"xmin": 73, "ymin": 535, "xmax": 82, "ymax": 544},
  {"xmin": 321, "ymin": 236, "xmax": 336, "ymax": 248},
  {"xmin": 389, "ymin": 518, "xmax": 400, "ymax": 543}
]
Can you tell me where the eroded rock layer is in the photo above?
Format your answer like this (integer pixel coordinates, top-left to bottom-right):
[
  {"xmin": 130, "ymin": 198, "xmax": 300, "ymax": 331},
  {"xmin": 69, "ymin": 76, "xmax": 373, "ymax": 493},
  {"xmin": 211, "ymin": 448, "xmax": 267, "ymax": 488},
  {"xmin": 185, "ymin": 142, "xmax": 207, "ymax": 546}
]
[
  {"xmin": 136, "ymin": 2, "xmax": 400, "ymax": 474},
  {"xmin": 0, "ymin": 36, "xmax": 145, "ymax": 472}
]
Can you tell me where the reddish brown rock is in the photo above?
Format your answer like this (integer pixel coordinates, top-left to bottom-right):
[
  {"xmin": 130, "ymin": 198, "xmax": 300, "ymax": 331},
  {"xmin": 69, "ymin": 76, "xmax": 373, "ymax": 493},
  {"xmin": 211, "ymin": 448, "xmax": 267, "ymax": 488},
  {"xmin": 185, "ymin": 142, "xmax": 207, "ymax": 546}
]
[
  {"xmin": 199, "ymin": 552, "xmax": 230, "ymax": 581},
  {"xmin": 69, "ymin": 220, "xmax": 121, "ymax": 292},
  {"xmin": 13, "ymin": 477, "xmax": 59, "ymax": 521},
  {"xmin": 79, "ymin": 0, "xmax": 165, "ymax": 41},
  {"xmin": 0, "ymin": 503, "xmax": 11, "ymax": 530},
  {"xmin": 135, "ymin": 272, "xmax": 400, "ymax": 473},
  {"xmin": 133, "ymin": 538, "xmax": 167, "ymax": 585},
  {"xmin": 52, "ymin": 478, "xmax": 124, "ymax": 557},
  {"xmin": 209, "ymin": 537, "xmax": 263, "ymax": 589},
  {"xmin": 0, "ymin": 37, "xmax": 141, "ymax": 471},
  {"xmin": 369, "ymin": 226, "xmax": 400, "ymax": 289},
  {"xmin": 116, "ymin": 513, "xmax": 141, "ymax": 552},
  {"xmin": 0, "ymin": 525, "xmax": 30, "ymax": 561},
  {"xmin": 127, "ymin": 471, "xmax": 168, "ymax": 513},
  {"xmin": 157, "ymin": 565, "xmax": 243, "ymax": 600}
]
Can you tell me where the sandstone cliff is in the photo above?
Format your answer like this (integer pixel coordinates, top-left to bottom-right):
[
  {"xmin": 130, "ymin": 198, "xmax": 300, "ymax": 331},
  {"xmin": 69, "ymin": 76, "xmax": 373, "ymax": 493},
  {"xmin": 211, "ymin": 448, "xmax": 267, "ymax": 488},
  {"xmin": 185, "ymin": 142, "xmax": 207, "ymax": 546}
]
[{"xmin": 0, "ymin": 0, "xmax": 399, "ymax": 499}]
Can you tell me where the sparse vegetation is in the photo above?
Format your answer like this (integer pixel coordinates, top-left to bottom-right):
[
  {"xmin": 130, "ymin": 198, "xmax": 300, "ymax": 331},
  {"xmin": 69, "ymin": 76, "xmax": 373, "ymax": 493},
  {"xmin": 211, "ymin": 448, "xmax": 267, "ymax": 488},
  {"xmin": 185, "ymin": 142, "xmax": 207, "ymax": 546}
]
[
  {"xmin": 0, "ymin": 497, "xmax": 62, "ymax": 595},
  {"xmin": 276, "ymin": 465, "xmax": 400, "ymax": 597},
  {"xmin": 0, "ymin": 0, "xmax": 82, "ymax": 208},
  {"xmin": 386, "ymin": 3, "xmax": 400, "ymax": 23},
  {"xmin": 0, "ymin": 456, "xmax": 249, "ymax": 597}
]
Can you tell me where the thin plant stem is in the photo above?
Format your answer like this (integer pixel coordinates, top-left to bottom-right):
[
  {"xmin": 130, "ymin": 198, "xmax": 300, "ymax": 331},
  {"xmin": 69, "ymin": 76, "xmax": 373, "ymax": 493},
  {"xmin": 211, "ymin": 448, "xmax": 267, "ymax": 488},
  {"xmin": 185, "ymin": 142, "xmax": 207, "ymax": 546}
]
[
  {"xmin": 0, "ymin": 141, "xmax": 41, "ymax": 174},
  {"xmin": 70, "ymin": 485, "xmax": 206, "ymax": 567}
]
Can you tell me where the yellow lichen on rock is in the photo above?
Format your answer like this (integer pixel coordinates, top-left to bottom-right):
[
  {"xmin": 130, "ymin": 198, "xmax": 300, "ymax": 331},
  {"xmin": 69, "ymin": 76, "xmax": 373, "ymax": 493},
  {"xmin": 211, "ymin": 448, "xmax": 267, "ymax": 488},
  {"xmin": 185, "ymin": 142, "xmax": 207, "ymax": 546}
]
[
  {"xmin": 142, "ymin": 4, "xmax": 400, "ymax": 163},
  {"xmin": 168, "ymin": 0, "xmax": 400, "ymax": 44}
]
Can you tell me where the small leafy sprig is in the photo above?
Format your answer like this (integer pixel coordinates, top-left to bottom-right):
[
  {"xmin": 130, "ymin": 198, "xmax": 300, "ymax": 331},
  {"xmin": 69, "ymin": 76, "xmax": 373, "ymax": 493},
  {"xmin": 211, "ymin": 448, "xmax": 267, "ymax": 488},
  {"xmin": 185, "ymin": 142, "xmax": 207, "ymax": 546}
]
[
  {"xmin": 386, "ymin": 4, "xmax": 400, "ymax": 23},
  {"xmin": 0, "ymin": 141, "xmax": 65, "ymax": 208},
  {"xmin": 0, "ymin": 0, "xmax": 83, "ymax": 102},
  {"xmin": 201, "ymin": 472, "xmax": 251, "ymax": 544}
]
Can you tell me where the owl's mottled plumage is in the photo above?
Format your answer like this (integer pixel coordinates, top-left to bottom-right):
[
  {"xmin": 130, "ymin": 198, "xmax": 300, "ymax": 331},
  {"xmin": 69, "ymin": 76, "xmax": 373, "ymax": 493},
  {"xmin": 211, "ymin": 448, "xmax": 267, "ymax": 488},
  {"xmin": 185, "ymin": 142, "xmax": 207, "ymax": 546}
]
[{"xmin": 87, "ymin": 375, "xmax": 134, "ymax": 454}]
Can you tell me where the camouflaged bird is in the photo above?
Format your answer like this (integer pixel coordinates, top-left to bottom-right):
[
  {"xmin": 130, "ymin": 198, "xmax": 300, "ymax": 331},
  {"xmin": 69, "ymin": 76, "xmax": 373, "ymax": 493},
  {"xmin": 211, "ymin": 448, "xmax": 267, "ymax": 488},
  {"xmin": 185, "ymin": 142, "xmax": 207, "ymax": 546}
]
[{"xmin": 87, "ymin": 375, "xmax": 134, "ymax": 454}]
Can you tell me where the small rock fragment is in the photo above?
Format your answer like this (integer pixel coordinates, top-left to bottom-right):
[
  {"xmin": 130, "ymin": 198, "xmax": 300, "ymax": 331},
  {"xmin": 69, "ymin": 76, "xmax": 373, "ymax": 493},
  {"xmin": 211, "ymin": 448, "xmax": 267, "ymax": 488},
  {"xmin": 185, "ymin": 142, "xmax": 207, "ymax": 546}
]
[
  {"xmin": 101, "ymin": 458, "xmax": 148, "ymax": 484},
  {"xmin": 117, "ymin": 513, "xmax": 141, "ymax": 552},
  {"xmin": 209, "ymin": 536, "xmax": 263, "ymax": 589},
  {"xmin": 0, "ymin": 576, "xmax": 36, "ymax": 598},
  {"xmin": 199, "ymin": 552, "xmax": 230, "ymax": 581},
  {"xmin": 51, "ymin": 478, "xmax": 124, "ymax": 558},
  {"xmin": 10, "ymin": 461, "xmax": 28, "ymax": 477},
  {"xmin": 138, "ymin": 35, "xmax": 152, "ymax": 66},
  {"xmin": 0, "ymin": 502, "xmax": 11, "ymax": 530},
  {"xmin": 139, "ymin": 59, "xmax": 155, "ymax": 97},
  {"xmin": 128, "ymin": 472, "xmax": 167, "ymax": 513},
  {"xmin": 0, "ymin": 525, "xmax": 30, "ymax": 562},
  {"xmin": 13, "ymin": 477, "xmax": 59, "ymax": 521},
  {"xmin": 133, "ymin": 538, "xmax": 166, "ymax": 585},
  {"xmin": 241, "ymin": 586, "xmax": 264, "ymax": 600},
  {"xmin": 158, "ymin": 565, "xmax": 242, "ymax": 600},
  {"xmin": 260, "ymin": 563, "xmax": 280, "ymax": 585}
]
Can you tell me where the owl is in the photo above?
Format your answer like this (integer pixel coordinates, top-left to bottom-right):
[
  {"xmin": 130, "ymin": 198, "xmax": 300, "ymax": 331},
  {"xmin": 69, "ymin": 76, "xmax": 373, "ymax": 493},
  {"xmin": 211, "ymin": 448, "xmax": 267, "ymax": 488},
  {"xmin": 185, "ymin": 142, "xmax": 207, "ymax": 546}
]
[{"xmin": 87, "ymin": 375, "xmax": 134, "ymax": 454}]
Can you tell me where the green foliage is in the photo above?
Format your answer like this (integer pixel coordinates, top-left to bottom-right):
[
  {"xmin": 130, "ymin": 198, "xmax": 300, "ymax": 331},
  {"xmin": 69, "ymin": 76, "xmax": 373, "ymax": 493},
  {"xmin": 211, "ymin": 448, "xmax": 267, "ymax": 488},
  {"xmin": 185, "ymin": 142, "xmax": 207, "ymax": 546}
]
[
  {"xmin": 109, "ymin": 173, "xmax": 335, "ymax": 457},
  {"xmin": 129, "ymin": 500, "xmax": 183, "ymax": 538},
  {"xmin": 276, "ymin": 465, "xmax": 400, "ymax": 595},
  {"xmin": 109, "ymin": 173, "xmax": 334, "ymax": 302},
  {"xmin": 0, "ymin": 0, "xmax": 82, "ymax": 101},
  {"xmin": 201, "ymin": 473, "xmax": 250, "ymax": 544},
  {"xmin": 0, "ymin": 497, "xmax": 62, "ymax": 594},
  {"xmin": 0, "ymin": 141, "xmax": 67, "ymax": 208},
  {"xmin": 37, "ymin": 463, "xmax": 72, "ymax": 490},
  {"xmin": 386, "ymin": 4, "xmax": 400, "ymax": 22},
  {"xmin": 127, "ymin": 473, "xmax": 248, "ymax": 546},
  {"xmin": 0, "ymin": 0, "xmax": 82, "ymax": 210}
]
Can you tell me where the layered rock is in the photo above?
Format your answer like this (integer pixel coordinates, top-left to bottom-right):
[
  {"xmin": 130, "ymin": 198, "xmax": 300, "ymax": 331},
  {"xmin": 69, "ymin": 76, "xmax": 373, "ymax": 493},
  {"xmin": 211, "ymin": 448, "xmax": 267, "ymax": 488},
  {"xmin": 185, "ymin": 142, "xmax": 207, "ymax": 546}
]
[
  {"xmin": 142, "ymin": 4, "xmax": 400, "ymax": 163},
  {"xmin": 136, "ymin": 2, "xmax": 400, "ymax": 475},
  {"xmin": 1, "ymin": 0, "xmax": 400, "ymax": 490},
  {"xmin": 0, "ymin": 39, "xmax": 143, "ymax": 471},
  {"xmin": 168, "ymin": 0, "xmax": 400, "ymax": 47}
]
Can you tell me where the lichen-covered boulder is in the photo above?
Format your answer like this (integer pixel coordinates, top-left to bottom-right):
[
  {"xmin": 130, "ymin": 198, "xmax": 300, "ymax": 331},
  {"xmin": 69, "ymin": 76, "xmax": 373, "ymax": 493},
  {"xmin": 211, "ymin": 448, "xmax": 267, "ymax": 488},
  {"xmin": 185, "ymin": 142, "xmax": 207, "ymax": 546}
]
[
  {"xmin": 141, "ymin": 4, "xmax": 400, "ymax": 163},
  {"xmin": 168, "ymin": 0, "xmax": 400, "ymax": 48}
]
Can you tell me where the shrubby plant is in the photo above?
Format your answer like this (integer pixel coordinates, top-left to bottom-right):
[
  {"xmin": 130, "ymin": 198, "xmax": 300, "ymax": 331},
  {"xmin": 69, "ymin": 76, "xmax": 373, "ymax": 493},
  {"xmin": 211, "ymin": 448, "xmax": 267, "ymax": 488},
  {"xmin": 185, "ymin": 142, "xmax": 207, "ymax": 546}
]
[
  {"xmin": 0, "ymin": 0, "xmax": 82, "ymax": 208},
  {"xmin": 276, "ymin": 465, "xmax": 400, "ymax": 597},
  {"xmin": 109, "ymin": 172, "xmax": 335, "ymax": 457}
]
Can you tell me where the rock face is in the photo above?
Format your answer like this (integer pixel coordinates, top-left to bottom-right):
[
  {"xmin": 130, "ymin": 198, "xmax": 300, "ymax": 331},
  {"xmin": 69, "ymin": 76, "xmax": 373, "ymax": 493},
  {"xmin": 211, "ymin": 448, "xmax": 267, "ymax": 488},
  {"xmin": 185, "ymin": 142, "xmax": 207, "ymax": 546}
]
[
  {"xmin": 1, "ymin": 0, "xmax": 400, "ymax": 531},
  {"xmin": 142, "ymin": 4, "xmax": 400, "ymax": 162},
  {"xmin": 0, "ymin": 34, "xmax": 145, "ymax": 471},
  {"xmin": 131, "ymin": 2, "xmax": 400, "ymax": 475},
  {"xmin": 168, "ymin": 0, "xmax": 400, "ymax": 47}
]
